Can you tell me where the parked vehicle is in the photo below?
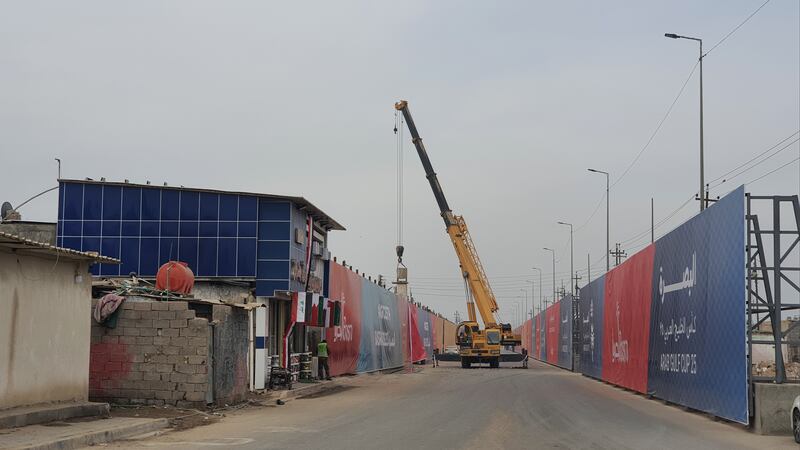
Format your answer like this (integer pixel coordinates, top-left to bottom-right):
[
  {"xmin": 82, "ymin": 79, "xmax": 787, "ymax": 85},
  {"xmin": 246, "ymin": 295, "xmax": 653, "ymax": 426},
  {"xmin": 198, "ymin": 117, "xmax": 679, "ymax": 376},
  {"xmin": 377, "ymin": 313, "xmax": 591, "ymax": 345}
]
[{"xmin": 791, "ymin": 395, "xmax": 800, "ymax": 443}]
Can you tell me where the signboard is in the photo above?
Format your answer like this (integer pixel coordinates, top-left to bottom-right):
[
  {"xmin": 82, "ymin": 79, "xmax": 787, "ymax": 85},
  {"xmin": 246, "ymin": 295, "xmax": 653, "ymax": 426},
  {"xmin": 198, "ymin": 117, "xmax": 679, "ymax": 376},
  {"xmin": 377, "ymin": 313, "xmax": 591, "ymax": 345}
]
[
  {"xmin": 578, "ymin": 275, "xmax": 605, "ymax": 379},
  {"xmin": 546, "ymin": 302, "xmax": 560, "ymax": 364},
  {"xmin": 326, "ymin": 262, "xmax": 362, "ymax": 376},
  {"xmin": 558, "ymin": 295, "xmax": 573, "ymax": 370},
  {"xmin": 357, "ymin": 282, "xmax": 403, "ymax": 372}
]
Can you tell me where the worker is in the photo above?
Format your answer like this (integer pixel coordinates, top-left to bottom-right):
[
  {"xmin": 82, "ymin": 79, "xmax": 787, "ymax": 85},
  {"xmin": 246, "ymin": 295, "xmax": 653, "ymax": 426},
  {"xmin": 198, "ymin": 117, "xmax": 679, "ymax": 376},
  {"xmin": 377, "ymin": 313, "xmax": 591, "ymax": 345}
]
[
  {"xmin": 432, "ymin": 348, "xmax": 439, "ymax": 367},
  {"xmin": 317, "ymin": 339, "xmax": 331, "ymax": 380},
  {"xmin": 522, "ymin": 348, "xmax": 529, "ymax": 369}
]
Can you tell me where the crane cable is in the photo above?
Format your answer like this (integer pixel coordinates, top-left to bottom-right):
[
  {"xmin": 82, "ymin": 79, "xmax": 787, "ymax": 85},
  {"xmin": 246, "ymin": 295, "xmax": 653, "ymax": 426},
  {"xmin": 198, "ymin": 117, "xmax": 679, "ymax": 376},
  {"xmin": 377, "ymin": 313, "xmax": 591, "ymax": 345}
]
[{"xmin": 395, "ymin": 111, "xmax": 404, "ymax": 250}]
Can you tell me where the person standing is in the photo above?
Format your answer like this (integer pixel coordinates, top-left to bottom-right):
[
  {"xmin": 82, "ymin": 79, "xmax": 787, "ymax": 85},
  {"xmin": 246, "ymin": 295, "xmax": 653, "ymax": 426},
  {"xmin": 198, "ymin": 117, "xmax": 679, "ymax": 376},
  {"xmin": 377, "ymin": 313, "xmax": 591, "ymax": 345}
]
[{"xmin": 317, "ymin": 339, "xmax": 331, "ymax": 380}]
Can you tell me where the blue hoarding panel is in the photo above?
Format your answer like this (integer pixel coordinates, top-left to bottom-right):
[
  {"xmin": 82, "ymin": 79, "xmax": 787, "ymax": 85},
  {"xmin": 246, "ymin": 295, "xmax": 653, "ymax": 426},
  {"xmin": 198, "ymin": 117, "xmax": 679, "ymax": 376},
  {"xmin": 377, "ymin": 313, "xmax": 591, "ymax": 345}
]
[
  {"xmin": 558, "ymin": 295, "xmax": 573, "ymax": 370},
  {"xmin": 647, "ymin": 185, "xmax": 747, "ymax": 424},
  {"xmin": 578, "ymin": 275, "xmax": 605, "ymax": 379},
  {"xmin": 357, "ymin": 281, "xmax": 403, "ymax": 372}
]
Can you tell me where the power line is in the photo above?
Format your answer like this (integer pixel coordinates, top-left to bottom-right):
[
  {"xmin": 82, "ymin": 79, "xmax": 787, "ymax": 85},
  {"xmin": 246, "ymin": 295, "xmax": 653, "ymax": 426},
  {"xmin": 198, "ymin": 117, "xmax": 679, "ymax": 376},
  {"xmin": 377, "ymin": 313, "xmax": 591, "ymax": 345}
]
[
  {"xmin": 745, "ymin": 156, "xmax": 800, "ymax": 186},
  {"xmin": 708, "ymin": 131, "xmax": 799, "ymax": 185},
  {"xmin": 709, "ymin": 136, "xmax": 800, "ymax": 189},
  {"xmin": 704, "ymin": 0, "xmax": 773, "ymax": 57}
]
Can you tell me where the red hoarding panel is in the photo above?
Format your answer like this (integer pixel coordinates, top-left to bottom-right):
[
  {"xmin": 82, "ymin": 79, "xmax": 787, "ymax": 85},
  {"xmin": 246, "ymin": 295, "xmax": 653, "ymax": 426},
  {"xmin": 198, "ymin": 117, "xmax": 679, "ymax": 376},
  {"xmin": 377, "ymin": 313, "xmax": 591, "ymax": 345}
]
[
  {"xmin": 602, "ymin": 244, "xmax": 655, "ymax": 393},
  {"xmin": 327, "ymin": 262, "xmax": 362, "ymax": 376},
  {"xmin": 546, "ymin": 302, "xmax": 560, "ymax": 364},
  {"xmin": 408, "ymin": 302, "xmax": 426, "ymax": 362},
  {"xmin": 535, "ymin": 315, "xmax": 541, "ymax": 359}
]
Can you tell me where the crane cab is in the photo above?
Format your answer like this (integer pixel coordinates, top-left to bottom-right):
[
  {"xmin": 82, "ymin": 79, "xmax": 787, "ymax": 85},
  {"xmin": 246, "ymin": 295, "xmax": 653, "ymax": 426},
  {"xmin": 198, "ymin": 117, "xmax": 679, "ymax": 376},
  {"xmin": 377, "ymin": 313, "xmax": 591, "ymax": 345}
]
[{"xmin": 456, "ymin": 321, "xmax": 502, "ymax": 368}]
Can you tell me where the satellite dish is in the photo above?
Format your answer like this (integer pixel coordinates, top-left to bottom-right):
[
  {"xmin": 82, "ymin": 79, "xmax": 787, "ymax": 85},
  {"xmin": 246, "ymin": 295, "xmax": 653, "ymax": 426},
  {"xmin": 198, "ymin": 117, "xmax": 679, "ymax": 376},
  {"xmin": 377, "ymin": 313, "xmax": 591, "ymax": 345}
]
[{"xmin": 1, "ymin": 202, "xmax": 12, "ymax": 221}]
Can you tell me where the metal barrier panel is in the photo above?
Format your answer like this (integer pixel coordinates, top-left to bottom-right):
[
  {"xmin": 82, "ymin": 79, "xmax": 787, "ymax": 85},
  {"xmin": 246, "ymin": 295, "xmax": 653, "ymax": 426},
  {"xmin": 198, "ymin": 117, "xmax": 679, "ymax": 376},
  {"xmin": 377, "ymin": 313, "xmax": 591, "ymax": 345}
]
[
  {"xmin": 535, "ymin": 315, "xmax": 542, "ymax": 359},
  {"xmin": 357, "ymin": 280, "xmax": 404, "ymax": 372},
  {"xmin": 327, "ymin": 262, "xmax": 362, "ymax": 376},
  {"xmin": 416, "ymin": 306, "xmax": 435, "ymax": 360},
  {"xmin": 546, "ymin": 303, "xmax": 560, "ymax": 364},
  {"xmin": 558, "ymin": 295, "xmax": 573, "ymax": 370},
  {"xmin": 602, "ymin": 245, "xmax": 655, "ymax": 393},
  {"xmin": 647, "ymin": 186, "xmax": 748, "ymax": 424},
  {"xmin": 540, "ymin": 313, "xmax": 547, "ymax": 360},
  {"xmin": 578, "ymin": 275, "xmax": 606, "ymax": 379}
]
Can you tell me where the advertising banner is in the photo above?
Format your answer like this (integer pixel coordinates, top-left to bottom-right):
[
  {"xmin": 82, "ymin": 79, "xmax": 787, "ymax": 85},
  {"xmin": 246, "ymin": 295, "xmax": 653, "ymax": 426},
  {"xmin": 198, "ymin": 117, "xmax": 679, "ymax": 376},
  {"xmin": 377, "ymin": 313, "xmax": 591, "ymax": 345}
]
[
  {"xmin": 534, "ymin": 315, "xmax": 541, "ymax": 359},
  {"xmin": 558, "ymin": 295, "xmax": 573, "ymax": 370},
  {"xmin": 647, "ymin": 186, "xmax": 747, "ymax": 424},
  {"xmin": 602, "ymin": 244, "xmax": 655, "ymax": 393},
  {"xmin": 357, "ymin": 281, "xmax": 403, "ymax": 372},
  {"xmin": 540, "ymin": 313, "xmax": 547, "ymax": 360},
  {"xmin": 326, "ymin": 262, "xmax": 362, "ymax": 376},
  {"xmin": 407, "ymin": 301, "xmax": 426, "ymax": 362},
  {"xmin": 578, "ymin": 275, "xmax": 605, "ymax": 379},
  {"xmin": 416, "ymin": 306, "xmax": 435, "ymax": 360},
  {"xmin": 546, "ymin": 303, "xmax": 560, "ymax": 364}
]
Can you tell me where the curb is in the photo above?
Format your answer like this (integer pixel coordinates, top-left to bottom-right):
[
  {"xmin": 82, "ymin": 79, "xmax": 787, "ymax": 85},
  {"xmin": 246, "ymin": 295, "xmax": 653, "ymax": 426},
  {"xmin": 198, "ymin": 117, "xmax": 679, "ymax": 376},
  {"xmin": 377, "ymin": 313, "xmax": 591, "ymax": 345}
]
[
  {"xmin": 12, "ymin": 418, "xmax": 169, "ymax": 450},
  {"xmin": 269, "ymin": 380, "xmax": 339, "ymax": 401}
]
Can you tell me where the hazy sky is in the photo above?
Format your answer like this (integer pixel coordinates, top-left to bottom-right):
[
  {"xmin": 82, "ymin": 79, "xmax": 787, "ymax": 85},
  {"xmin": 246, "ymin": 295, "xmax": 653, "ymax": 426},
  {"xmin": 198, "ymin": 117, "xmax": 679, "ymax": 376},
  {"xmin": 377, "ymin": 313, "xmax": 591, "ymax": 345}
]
[{"xmin": 1, "ymin": 1, "xmax": 798, "ymax": 324}]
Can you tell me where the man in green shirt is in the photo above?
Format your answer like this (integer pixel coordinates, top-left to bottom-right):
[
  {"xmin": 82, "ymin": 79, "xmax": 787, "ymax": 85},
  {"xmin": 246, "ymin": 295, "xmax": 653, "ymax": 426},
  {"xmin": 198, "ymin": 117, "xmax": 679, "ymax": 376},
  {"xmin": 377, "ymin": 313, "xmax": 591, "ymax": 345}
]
[{"xmin": 317, "ymin": 339, "xmax": 331, "ymax": 380}]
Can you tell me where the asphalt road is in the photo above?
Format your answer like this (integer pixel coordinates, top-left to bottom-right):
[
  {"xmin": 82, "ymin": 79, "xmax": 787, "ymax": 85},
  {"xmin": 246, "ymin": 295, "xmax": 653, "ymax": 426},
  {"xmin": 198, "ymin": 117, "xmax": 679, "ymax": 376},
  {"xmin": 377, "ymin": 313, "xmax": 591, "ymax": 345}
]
[{"xmin": 102, "ymin": 360, "xmax": 795, "ymax": 450}]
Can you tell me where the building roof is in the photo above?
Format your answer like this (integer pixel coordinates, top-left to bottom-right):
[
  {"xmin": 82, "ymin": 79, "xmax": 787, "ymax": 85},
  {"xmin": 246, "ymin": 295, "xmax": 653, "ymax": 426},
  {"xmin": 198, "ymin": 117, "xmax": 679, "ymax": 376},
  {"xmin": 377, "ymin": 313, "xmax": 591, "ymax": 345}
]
[
  {"xmin": 0, "ymin": 231, "xmax": 120, "ymax": 264},
  {"xmin": 60, "ymin": 179, "xmax": 346, "ymax": 231}
]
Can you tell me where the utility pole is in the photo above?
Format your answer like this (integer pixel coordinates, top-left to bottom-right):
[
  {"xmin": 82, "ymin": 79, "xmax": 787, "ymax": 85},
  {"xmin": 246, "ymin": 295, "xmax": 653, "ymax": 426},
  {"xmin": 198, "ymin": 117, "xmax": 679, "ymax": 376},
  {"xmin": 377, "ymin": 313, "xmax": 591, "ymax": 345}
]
[
  {"xmin": 587, "ymin": 253, "xmax": 591, "ymax": 284},
  {"xmin": 572, "ymin": 272, "xmax": 581, "ymax": 298},
  {"xmin": 611, "ymin": 243, "xmax": 627, "ymax": 267}
]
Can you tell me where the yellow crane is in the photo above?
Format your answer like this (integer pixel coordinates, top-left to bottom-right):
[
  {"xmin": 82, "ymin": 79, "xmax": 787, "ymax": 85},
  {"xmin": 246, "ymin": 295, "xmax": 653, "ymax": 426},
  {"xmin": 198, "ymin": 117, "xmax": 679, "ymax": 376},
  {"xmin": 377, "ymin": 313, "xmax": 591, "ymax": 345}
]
[{"xmin": 395, "ymin": 100, "xmax": 521, "ymax": 368}]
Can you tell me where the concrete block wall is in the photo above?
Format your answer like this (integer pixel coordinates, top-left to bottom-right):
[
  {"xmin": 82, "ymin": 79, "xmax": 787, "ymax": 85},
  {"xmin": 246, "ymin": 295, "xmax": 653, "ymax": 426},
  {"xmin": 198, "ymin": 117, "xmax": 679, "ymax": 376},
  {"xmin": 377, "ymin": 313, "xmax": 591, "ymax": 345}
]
[{"xmin": 89, "ymin": 297, "xmax": 210, "ymax": 408}]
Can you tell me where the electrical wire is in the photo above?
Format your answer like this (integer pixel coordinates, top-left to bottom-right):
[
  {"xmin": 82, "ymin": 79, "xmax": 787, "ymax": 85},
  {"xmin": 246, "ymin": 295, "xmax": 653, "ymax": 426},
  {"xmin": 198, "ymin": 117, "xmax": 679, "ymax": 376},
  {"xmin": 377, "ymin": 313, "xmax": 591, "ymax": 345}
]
[
  {"xmin": 709, "ymin": 136, "xmax": 800, "ymax": 189},
  {"xmin": 744, "ymin": 156, "xmax": 800, "ymax": 186},
  {"xmin": 703, "ymin": 0, "xmax": 773, "ymax": 57}
]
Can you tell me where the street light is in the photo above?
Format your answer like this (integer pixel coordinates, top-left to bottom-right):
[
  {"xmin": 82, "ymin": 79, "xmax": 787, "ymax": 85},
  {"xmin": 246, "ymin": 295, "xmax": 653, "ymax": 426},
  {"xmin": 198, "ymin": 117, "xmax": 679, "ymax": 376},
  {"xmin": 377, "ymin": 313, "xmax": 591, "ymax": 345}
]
[
  {"xmin": 519, "ymin": 288, "xmax": 528, "ymax": 325},
  {"xmin": 532, "ymin": 267, "xmax": 542, "ymax": 318},
  {"xmin": 543, "ymin": 247, "xmax": 556, "ymax": 304},
  {"xmin": 588, "ymin": 168, "xmax": 610, "ymax": 272},
  {"xmin": 557, "ymin": 221, "xmax": 574, "ymax": 297},
  {"xmin": 665, "ymin": 32, "xmax": 705, "ymax": 211}
]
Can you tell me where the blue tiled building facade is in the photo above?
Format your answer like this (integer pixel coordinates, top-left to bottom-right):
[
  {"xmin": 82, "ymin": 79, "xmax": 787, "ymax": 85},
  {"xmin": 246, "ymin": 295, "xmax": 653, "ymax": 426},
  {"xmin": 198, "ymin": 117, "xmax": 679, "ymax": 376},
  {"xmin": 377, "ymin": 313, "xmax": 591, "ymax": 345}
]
[{"xmin": 57, "ymin": 180, "xmax": 343, "ymax": 297}]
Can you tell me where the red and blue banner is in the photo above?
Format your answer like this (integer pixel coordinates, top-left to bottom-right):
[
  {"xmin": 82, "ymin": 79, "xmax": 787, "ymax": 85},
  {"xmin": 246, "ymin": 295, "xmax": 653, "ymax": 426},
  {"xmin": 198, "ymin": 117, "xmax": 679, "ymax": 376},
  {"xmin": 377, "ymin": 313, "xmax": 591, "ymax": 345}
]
[
  {"xmin": 578, "ymin": 275, "xmax": 605, "ymax": 379},
  {"xmin": 546, "ymin": 302, "xmax": 560, "ymax": 364},
  {"xmin": 326, "ymin": 262, "xmax": 362, "ymax": 376},
  {"xmin": 558, "ymin": 295, "xmax": 573, "ymax": 370}
]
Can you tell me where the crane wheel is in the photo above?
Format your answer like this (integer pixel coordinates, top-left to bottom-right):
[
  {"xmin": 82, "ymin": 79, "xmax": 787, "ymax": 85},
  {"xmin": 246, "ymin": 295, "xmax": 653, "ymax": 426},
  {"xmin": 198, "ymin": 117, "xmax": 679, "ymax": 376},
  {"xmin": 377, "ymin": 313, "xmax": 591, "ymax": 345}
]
[{"xmin": 461, "ymin": 359, "xmax": 471, "ymax": 369}]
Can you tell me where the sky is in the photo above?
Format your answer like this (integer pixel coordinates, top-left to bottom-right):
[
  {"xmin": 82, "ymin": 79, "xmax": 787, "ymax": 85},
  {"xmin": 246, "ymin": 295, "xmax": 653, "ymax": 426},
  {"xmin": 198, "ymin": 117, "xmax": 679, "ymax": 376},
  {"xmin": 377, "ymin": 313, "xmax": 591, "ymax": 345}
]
[{"xmin": 1, "ymin": 1, "xmax": 798, "ymax": 325}]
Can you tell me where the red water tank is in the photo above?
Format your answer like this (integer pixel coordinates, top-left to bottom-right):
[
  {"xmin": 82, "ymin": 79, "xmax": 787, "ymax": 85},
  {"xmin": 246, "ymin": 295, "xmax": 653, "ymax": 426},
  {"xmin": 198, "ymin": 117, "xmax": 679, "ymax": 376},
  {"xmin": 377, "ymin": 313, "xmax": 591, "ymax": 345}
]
[{"xmin": 155, "ymin": 261, "xmax": 195, "ymax": 294}]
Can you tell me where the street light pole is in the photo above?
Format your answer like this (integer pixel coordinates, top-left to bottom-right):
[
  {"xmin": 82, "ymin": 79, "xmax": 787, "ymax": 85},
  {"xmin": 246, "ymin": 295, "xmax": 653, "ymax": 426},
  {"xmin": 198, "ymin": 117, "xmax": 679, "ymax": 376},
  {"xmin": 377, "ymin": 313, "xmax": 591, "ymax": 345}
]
[
  {"xmin": 543, "ymin": 247, "xmax": 556, "ymax": 303},
  {"xmin": 588, "ymin": 168, "xmax": 610, "ymax": 272},
  {"xmin": 532, "ymin": 267, "xmax": 542, "ymax": 317},
  {"xmin": 558, "ymin": 221, "xmax": 574, "ymax": 297},
  {"xmin": 665, "ymin": 32, "xmax": 704, "ymax": 211}
]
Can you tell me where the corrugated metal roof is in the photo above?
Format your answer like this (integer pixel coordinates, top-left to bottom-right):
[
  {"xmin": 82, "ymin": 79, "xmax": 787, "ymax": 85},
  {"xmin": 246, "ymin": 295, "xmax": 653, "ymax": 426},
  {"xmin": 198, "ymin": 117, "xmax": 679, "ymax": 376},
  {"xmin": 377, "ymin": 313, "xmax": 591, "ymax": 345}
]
[
  {"xmin": 0, "ymin": 231, "xmax": 120, "ymax": 264},
  {"xmin": 60, "ymin": 179, "xmax": 346, "ymax": 231}
]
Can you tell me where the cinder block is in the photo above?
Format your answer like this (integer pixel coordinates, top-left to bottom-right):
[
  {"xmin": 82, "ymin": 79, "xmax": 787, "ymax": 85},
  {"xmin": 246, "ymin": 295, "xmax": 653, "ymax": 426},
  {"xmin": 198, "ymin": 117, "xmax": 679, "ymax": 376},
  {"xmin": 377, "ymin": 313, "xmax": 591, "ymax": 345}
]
[
  {"xmin": 175, "ymin": 310, "xmax": 196, "ymax": 319},
  {"xmin": 121, "ymin": 302, "xmax": 136, "ymax": 310},
  {"xmin": 168, "ymin": 302, "xmax": 188, "ymax": 311},
  {"xmin": 150, "ymin": 354, "xmax": 168, "ymax": 364},
  {"xmin": 101, "ymin": 335, "xmax": 119, "ymax": 344},
  {"xmin": 123, "ymin": 327, "xmax": 140, "ymax": 336},
  {"xmin": 140, "ymin": 311, "xmax": 159, "ymax": 319},
  {"xmin": 153, "ymin": 319, "xmax": 171, "ymax": 329},
  {"xmin": 143, "ymin": 372, "xmax": 160, "ymax": 381},
  {"xmin": 119, "ymin": 310, "xmax": 140, "ymax": 320},
  {"xmin": 118, "ymin": 335, "xmax": 137, "ymax": 345},
  {"xmin": 135, "ymin": 319, "xmax": 154, "ymax": 328},
  {"xmin": 196, "ymin": 346, "xmax": 208, "ymax": 356},
  {"xmin": 136, "ymin": 363, "xmax": 156, "ymax": 372},
  {"xmin": 139, "ymin": 345, "xmax": 158, "ymax": 354},
  {"xmin": 133, "ymin": 302, "xmax": 152, "ymax": 311},
  {"xmin": 185, "ymin": 391, "xmax": 206, "ymax": 402},
  {"xmin": 176, "ymin": 400, "xmax": 204, "ymax": 409},
  {"xmin": 177, "ymin": 383, "xmax": 196, "ymax": 392},
  {"xmin": 136, "ymin": 336, "xmax": 153, "ymax": 345},
  {"xmin": 163, "ymin": 346, "xmax": 181, "ymax": 356},
  {"xmin": 117, "ymin": 319, "xmax": 137, "ymax": 328},
  {"xmin": 179, "ymin": 328, "xmax": 197, "ymax": 337},
  {"xmin": 107, "ymin": 326, "xmax": 125, "ymax": 336},
  {"xmin": 188, "ymin": 337, "xmax": 207, "ymax": 347},
  {"xmin": 187, "ymin": 356, "xmax": 206, "ymax": 365},
  {"xmin": 156, "ymin": 364, "xmax": 174, "ymax": 373},
  {"xmin": 175, "ymin": 364, "xmax": 195, "ymax": 374},
  {"xmin": 168, "ymin": 355, "xmax": 189, "ymax": 365},
  {"xmin": 138, "ymin": 328, "xmax": 157, "ymax": 337},
  {"xmin": 195, "ymin": 365, "xmax": 207, "ymax": 374},
  {"xmin": 171, "ymin": 337, "xmax": 188, "ymax": 347},
  {"xmin": 153, "ymin": 336, "xmax": 170, "ymax": 346},
  {"xmin": 154, "ymin": 390, "xmax": 173, "ymax": 400},
  {"xmin": 90, "ymin": 335, "xmax": 101, "ymax": 344},
  {"xmin": 188, "ymin": 318, "xmax": 207, "ymax": 329},
  {"xmin": 170, "ymin": 373, "xmax": 189, "ymax": 383},
  {"xmin": 150, "ymin": 302, "xmax": 169, "ymax": 311},
  {"xmin": 172, "ymin": 391, "xmax": 187, "ymax": 401},
  {"xmin": 170, "ymin": 319, "xmax": 188, "ymax": 329},
  {"xmin": 127, "ymin": 371, "xmax": 143, "ymax": 381},
  {"xmin": 188, "ymin": 374, "xmax": 207, "ymax": 383},
  {"xmin": 157, "ymin": 311, "xmax": 176, "ymax": 320},
  {"xmin": 161, "ymin": 328, "xmax": 180, "ymax": 337}
]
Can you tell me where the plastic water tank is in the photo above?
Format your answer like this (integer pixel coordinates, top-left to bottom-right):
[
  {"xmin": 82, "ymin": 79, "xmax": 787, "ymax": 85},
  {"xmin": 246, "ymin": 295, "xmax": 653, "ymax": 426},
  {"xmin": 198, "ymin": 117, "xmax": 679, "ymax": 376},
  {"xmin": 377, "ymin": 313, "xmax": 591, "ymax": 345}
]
[{"xmin": 155, "ymin": 261, "xmax": 195, "ymax": 294}]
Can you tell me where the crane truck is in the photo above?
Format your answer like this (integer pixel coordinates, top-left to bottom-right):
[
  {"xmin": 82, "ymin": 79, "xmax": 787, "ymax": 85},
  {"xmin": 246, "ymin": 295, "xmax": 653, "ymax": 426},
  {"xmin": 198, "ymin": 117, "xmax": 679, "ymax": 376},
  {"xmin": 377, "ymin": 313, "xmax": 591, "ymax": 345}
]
[{"xmin": 395, "ymin": 100, "xmax": 521, "ymax": 368}]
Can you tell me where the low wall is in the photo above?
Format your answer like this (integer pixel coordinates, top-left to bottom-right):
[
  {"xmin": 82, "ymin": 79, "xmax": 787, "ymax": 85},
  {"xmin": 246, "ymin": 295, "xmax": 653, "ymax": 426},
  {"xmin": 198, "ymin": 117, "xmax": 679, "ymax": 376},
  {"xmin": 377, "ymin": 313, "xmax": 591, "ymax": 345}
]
[
  {"xmin": 753, "ymin": 383, "xmax": 800, "ymax": 435},
  {"xmin": 90, "ymin": 297, "xmax": 211, "ymax": 408}
]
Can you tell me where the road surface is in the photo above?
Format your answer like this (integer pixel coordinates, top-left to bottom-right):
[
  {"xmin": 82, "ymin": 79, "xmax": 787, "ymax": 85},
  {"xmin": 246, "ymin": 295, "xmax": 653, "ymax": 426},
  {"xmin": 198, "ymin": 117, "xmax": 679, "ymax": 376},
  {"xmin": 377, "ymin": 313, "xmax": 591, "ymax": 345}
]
[{"xmin": 101, "ymin": 360, "xmax": 794, "ymax": 449}]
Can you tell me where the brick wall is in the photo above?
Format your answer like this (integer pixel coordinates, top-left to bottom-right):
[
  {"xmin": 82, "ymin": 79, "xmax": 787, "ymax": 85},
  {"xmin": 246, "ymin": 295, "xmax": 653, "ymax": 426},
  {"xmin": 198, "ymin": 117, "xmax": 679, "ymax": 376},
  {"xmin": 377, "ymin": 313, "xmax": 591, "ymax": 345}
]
[{"xmin": 90, "ymin": 297, "xmax": 211, "ymax": 408}]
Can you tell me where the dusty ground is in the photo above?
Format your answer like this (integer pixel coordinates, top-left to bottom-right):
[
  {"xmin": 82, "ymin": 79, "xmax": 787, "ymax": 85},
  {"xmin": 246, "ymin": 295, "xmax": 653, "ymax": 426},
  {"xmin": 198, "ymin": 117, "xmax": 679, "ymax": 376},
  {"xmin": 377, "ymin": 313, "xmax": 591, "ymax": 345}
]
[{"xmin": 94, "ymin": 360, "xmax": 796, "ymax": 450}]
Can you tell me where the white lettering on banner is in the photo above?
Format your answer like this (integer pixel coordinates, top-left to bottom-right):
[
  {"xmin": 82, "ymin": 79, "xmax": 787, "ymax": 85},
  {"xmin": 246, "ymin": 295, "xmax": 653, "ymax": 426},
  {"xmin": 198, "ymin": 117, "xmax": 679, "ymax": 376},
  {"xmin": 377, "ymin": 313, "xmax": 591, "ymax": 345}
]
[
  {"xmin": 295, "ymin": 292, "xmax": 306, "ymax": 323},
  {"xmin": 377, "ymin": 305, "xmax": 391, "ymax": 321},
  {"xmin": 424, "ymin": 321, "xmax": 429, "ymax": 331},
  {"xmin": 659, "ymin": 353, "xmax": 697, "ymax": 374},
  {"xmin": 373, "ymin": 331, "xmax": 396, "ymax": 347},
  {"xmin": 333, "ymin": 295, "xmax": 353, "ymax": 343},
  {"xmin": 659, "ymin": 313, "xmax": 698, "ymax": 343},
  {"xmin": 658, "ymin": 252, "xmax": 697, "ymax": 303},
  {"xmin": 582, "ymin": 299, "xmax": 596, "ymax": 361},
  {"xmin": 424, "ymin": 337, "xmax": 430, "ymax": 348},
  {"xmin": 611, "ymin": 302, "xmax": 629, "ymax": 363}
]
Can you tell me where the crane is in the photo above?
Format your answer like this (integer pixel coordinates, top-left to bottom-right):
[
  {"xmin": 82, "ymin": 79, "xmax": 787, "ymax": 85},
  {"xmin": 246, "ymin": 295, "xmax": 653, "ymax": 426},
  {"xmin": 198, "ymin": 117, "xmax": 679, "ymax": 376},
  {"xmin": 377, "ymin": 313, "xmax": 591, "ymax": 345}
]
[{"xmin": 394, "ymin": 100, "xmax": 520, "ymax": 368}]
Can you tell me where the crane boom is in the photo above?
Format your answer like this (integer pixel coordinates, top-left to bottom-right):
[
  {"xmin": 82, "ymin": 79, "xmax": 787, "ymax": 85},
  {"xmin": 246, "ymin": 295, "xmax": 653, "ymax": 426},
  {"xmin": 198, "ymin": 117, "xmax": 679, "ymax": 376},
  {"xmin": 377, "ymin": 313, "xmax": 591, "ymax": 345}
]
[{"xmin": 394, "ymin": 100, "xmax": 499, "ymax": 329}]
